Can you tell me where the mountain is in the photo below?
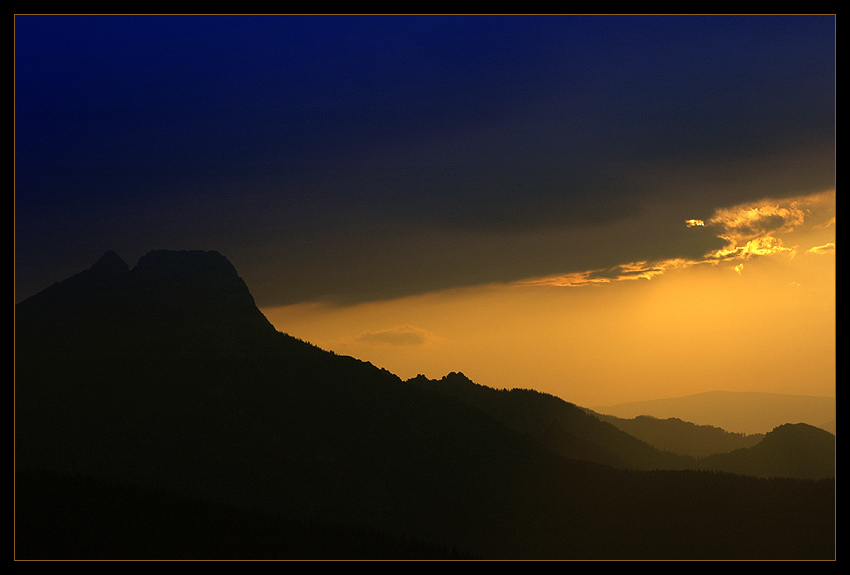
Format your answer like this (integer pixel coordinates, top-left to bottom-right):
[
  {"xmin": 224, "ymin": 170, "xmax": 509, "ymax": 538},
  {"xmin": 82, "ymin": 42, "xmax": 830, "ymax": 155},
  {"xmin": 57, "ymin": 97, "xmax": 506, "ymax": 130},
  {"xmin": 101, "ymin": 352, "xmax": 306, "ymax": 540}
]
[
  {"xmin": 14, "ymin": 251, "xmax": 836, "ymax": 559},
  {"xmin": 593, "ymin": 390, "xmax": 836, "ymax": 435},
  {"xmin": 696, "ymin": 423, "xmax": 836, "ymax": 480},
  {"xmin": 407, "ymin": 373, "xmax": 695, "ymax": 471},
  {"xmin": 15, "ymin": 249, "xmax": 278, "ymax": 355},
  {"xmin": 589, "ymin": 412, "xmax": 764, "ymax": 458},
  {"xmin": 408, "ymin": 373, "xmax": 834, "ymax": 479}
]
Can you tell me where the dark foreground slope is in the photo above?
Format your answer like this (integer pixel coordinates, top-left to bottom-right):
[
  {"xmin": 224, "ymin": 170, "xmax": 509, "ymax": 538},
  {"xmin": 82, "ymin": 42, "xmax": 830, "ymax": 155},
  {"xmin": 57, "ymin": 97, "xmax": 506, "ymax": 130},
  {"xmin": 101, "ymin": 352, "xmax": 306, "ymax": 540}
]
[
  {"xmin": 15, "ymin": 251, "xmax": 835, "ymax": 560},
  {"xmin": 407, "ymin": 373, "xmax": 695, "ymax": 471}
]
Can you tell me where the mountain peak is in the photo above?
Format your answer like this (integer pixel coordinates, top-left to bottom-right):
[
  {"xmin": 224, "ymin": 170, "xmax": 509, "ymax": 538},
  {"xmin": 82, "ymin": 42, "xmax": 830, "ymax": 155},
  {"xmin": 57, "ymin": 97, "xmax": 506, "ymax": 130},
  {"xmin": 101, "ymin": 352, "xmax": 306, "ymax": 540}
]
[
  {"xmin": 132, "ymin": 250, "xmax": 238, "ymax": 284},
  {"xmin": 129, "ymin": 249, "xmax": 277, "ymax": 344},
  {"xmin": 16, "ymin": 249, "xmax": 278, "ymax": 354},
  {"xmin": 442, "ymin": 371, "xmax": 474, "ymax": 384},
  {"xmin": 90, "ymin": 250, "xmax": 130, "ymax": 274}
]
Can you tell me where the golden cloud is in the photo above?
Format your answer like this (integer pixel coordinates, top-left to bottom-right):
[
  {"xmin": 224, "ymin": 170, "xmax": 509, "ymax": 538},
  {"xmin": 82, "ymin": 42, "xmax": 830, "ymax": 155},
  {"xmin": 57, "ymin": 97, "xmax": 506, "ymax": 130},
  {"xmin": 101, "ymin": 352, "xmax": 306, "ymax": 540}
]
[
  {"xmin": 703, "ymin": 191, "xmax": 834, "ymax": 264},
  {"xmin": 807, "ymin": 242, "xmax": 835, "ymax": 255},
  {"xmin": 521, "ymin": 259, "xmax": 690, "ymax": 288},
  {"xmin": 518, "ymin": 190, "xmax": 834, "ymax": 288}
]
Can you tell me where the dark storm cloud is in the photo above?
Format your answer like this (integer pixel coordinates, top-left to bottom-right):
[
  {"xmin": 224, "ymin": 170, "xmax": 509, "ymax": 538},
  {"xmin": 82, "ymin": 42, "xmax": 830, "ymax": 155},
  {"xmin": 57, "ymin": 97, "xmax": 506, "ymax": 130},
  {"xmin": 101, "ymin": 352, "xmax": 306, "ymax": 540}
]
[{"xmin": 15, "ymin": 15, "xmax": 835, "ymax": 306}]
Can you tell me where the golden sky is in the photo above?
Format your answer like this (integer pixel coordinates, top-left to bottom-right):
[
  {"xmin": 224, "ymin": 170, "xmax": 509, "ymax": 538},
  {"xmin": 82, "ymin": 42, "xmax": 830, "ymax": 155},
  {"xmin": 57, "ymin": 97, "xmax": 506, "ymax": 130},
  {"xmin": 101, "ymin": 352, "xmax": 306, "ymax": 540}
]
[{"xmin": 262, "ymin": 189, "xmax": 835, "ymax": 408}]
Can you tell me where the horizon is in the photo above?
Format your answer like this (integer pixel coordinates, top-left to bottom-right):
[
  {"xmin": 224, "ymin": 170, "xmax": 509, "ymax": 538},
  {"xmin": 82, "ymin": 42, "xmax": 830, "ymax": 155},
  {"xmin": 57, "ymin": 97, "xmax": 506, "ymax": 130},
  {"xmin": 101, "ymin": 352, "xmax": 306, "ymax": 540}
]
[
  {"xmin": 15, "ymin": 15, "xmax": 835, "ymax": 410},
  {"xmin": 16, "ymin": 241, "xmax": 836, "ymax": 416}
]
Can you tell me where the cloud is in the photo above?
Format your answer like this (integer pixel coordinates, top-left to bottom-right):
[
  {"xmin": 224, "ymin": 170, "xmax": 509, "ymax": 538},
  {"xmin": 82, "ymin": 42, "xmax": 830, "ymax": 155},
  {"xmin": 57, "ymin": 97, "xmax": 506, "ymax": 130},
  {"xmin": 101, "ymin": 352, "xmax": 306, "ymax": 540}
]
[
  {"xmin": 703, "ymin": 191, "xmax": 834, "ymax": 263},
  {"xmin": 814, "ymin": 216, "xmax": 836, "ymax": 230},
  {"xmin": 807, "ymin": 242, "xmax": 835, "ymax": 255},
  {"xmin": 705, "ymin": 201, "xmax": 803, "ymax": 257},
  {"xmin": 711, "ymin": 235, "xmax": 798, "ymax": 261},
  {"xmin": 520, "ymin": 259, "xmax": 689, "ymax": 288},
  {"xmin": 351, "ymin": 325, "xmax": 438, "ymax": 346},
  {"xmin": 516, "ymin": 189, "xmax": 834, "ymax": 288}
]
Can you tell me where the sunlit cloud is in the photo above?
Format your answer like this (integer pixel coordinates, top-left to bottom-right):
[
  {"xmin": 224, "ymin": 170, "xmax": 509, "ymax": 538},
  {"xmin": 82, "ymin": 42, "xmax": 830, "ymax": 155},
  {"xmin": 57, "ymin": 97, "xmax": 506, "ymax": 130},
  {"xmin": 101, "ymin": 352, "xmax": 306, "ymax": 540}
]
[
  {"xmin": 807, "ymin": 242, "xmax": 835, "ymax": 255},
  {"xmin": 703, "ymin": 191, "xmax": 834, "ymax": 265},
  {"xmin": 711, "ymin": 235, "xmax": 798, "ymax": 261},
  {"xmin": 516, "ymin": 189, "xmax": 834, "ymax": 288},
  {"xmin": 520, "ymin": 258, "xmax": 691, "ymax": 287},
  {"xmin": 709, "ymin": 204, "xmax": 804, "ymax": 240},
  {"xmin": 704, "ymin": 200, "xmax": 802, "ymax": 261}
]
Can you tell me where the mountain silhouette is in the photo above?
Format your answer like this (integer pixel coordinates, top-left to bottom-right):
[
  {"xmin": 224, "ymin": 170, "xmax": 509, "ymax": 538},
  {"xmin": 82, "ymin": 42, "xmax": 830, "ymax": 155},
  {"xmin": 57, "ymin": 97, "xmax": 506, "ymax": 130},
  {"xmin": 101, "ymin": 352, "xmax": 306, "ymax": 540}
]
[
  {"xmin": 593, "ymin": 390, "xmax": 836, "ymax": 436},
  {"xmin": 696, "ymin": 423, "xmax": 836, "ymax": 480},
  {"xmin": 407, "ymin": 372, "xmax": 695, "ymax": 471},
  {"xmin": 589, "ymin": 412, "xmax": 764, "ymax": 458},
  {"xmin": 16, "ymin": 249, "xmax": 278, "ymax": 355},
  {"xmin": 408, "ymin": 373, "xmax": 834, "ymax": 479},
  {"xmin": 14, "ymin": 250, "xmax": 836, "ymax": 559}
]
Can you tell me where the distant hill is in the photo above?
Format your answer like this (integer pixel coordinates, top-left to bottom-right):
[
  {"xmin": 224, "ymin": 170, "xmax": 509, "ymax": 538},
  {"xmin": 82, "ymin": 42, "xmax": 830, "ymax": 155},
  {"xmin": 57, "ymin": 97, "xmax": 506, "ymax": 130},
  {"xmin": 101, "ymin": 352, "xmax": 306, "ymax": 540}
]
[
  {"xmin": 696, "ymin": 423, "xmax": 836, "ymax": 480},
  {"xmin": 586, "ymin": 412, "xmax": 764, "ymax": 458},
  {"xmin": 593, "ymin": 390, "xmax": 835, "ymax": 436},
  {"xmin": 14, "ymin": 250, "xmax": 835, "ymax": 559},
  {"xmin": 409, "ymin": 373, "xmax": 834, "ymax": 479}
]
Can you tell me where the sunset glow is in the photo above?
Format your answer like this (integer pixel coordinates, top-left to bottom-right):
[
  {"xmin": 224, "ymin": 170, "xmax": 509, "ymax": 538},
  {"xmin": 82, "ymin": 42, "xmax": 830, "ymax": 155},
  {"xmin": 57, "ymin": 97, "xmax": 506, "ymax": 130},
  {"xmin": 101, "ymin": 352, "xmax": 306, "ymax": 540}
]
[{"xmin": 262, "ymin": 189, "xmax": 835, "ymax": 408}]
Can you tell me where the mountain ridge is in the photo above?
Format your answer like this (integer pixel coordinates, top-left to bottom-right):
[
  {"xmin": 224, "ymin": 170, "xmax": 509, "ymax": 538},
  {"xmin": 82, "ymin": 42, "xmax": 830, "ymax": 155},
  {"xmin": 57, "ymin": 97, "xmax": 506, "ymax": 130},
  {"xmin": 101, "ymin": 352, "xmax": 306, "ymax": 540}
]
[
  {"xmin": 593, "ymin": 390, "xmax": 835, "ymax": 435},
  {"xmin": 14, "ymin": 250, "xmax": 835, "ymax": 559},
  {"xmin": 588, "ymin": 412, "xmax": 764, "ymax": 458},
  {"xmin": 407, "ymin": 372, "xmax": 834, "ymax": 479},
  {"xmin": 406, "ymin": 372, "xmax": 694, "ymax": 471}
]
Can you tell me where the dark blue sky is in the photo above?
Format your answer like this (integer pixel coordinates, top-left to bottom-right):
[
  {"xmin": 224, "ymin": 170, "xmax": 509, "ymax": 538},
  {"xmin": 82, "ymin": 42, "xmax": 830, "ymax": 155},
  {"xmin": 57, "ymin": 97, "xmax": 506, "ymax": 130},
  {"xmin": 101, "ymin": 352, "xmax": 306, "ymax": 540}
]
[{"xmin": 15, "ymin": 15, "xmax": 835, "ymax": 306}]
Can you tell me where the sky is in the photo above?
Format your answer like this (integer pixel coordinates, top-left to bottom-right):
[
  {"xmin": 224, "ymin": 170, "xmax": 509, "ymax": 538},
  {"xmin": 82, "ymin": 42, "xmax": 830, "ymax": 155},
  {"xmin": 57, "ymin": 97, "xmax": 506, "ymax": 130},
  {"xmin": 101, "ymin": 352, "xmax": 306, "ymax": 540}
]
[{"xmin": 15, "ymin": 15, "xmax": 835, "ymax": 407}]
